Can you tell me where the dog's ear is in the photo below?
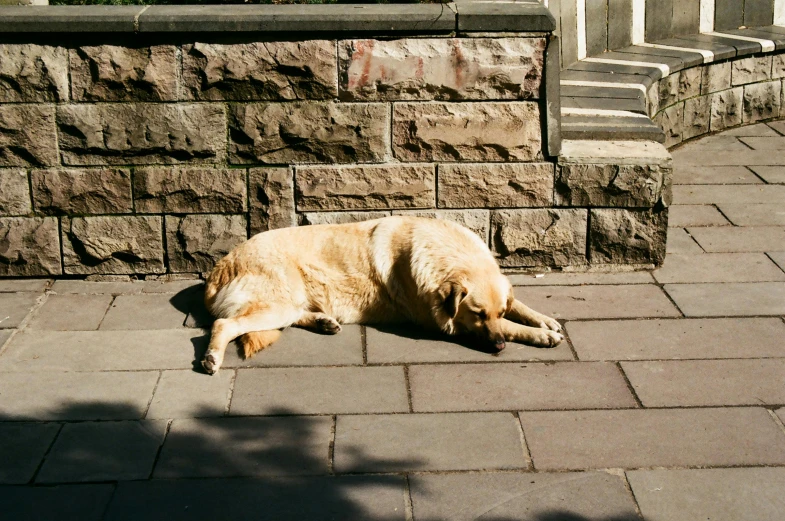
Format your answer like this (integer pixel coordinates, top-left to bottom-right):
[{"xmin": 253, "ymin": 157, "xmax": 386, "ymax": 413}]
[{"xmin": 438, "ymin": 280, "xmax": 468, "ymax": 319}]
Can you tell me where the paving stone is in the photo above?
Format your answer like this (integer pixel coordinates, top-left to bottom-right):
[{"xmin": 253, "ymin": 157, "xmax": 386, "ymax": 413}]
[
  {"xmin": 674, "ymin": 134, "xmax": 749, "ymax": 152},
  {"xmin": 0, "ymin": 484, "xmax": 114, "ymax": 521},
  {"xmin": 519, "ymin": 408, "xmax": 785, "ymax": 470},
  {"xmin": 104, "ymin": 476, "xmax": 405, "ymax": 521},
  {"xmin": 668, "ymin": 205, "xmax": 729, "ymax": 227},
  {"xmin": 51, "ymin": 279, "xmax": 202, "ymax": 295},
  {"xmin": 718, "ymin": 203, "xmax": 785, "ymax": 226},
  {"xmin": 27, "ymin": 294, "xmax": 112, "ymax": 331},
  {"xmin": 566, "ymin": 317, "xmax": 785, "ymax": 360},
  {"xmin": 0, "ymin": 292, "xmax": 39, "ymax": 329},
  {"xmin": 507, "ymin": 271, "xmax": 654, "ymax": 286},
  {"xmin": 672, "ymin": 165, "xmax": 761, "ymax": 184},
  {"xmin": 778, "ymin": 408, "xmax": 785, "ymax": 425},
  {"xmin": 365, "ymin": 325, "xmax": 574, "ymax": 364},
  {"xmin": 622, "ymin": 359, "xmax": 785, "ymax": 407},
  {"xmin": 37, "ymin": 420, "xmax": 167, "ymax": 483},
  {"xmin": 410, "ymin": 471, "xmax": 639, "ymax": 521},
  {"xmin": 100, "ymin": 294, "xmax": 187, "ymax": 330},
  {"xmin": 0, "ymin": 279, "xmax": 49, "ymax": 292},
  {"xmin": 409, "ymin": 362, "xmax": 636, "ymax": 412},
  {"xmin": 666, "ymin": 228, "xmax": 704, "ymax": 254},
  {"xmin": 230, "ymin": 367, "xmax": 408, "ymax": 415},
  {"xmin": 513, "ymin": 285, "xmax": 681, "ymax": 320},
  {"xmin": 0, "ymin": 216, "xmax": 62, "ymax": 276},
  {"xmin": 750, "ymin": 165, "xmax": 785, "ymax": 183},
  {"xmin": 664, "ymin": 282, "xmax": 785, "ymax": 316},
  {"xmin": 767, "ymin": 119, "xmax": 785, "ymax": 134},
  {"xmin": 334, "ymin": 413, "xmax": 527, "ymax": 473},
  {"xmin": 674, "ymin": 184, "xmax": 785, "ymax": 204},
  {"xmin": 768, "ymin": 251, "xmax": 785, "ymax": 271},
  {"xmin": 723, "ymin": 122, "xmax": 782, "ymax": 136},
  {"xmin": 653, "ymin": 253, "xmax": 785, "ymax": 283},
  {"xmin": 0, "ymin": 329, "xmax": 205, "ymax": 372},
  {"xmin": 146, "ymin": 369, "xmax": 233, "ymax": 419},
  {"xmin": 0, "ymin": 423, "xmax": 59, "ymax": 484},
  {"xmin": 0, "ymin": 371, "xmax": 159, "ymax": 420},
  {"xmin": 688, "ymin": 226, "xmax": 785, "ymax": 252},
  {"xmin": 154, "ymin": 417, "xmax": 332, "ymax": 478},
  {"xmin": 739, "ymin": 136, "xmax": 785, "ymax": 150},
  {"xmin": 628, "ymin": 468, "xmax": 785, "ymax": 521}
]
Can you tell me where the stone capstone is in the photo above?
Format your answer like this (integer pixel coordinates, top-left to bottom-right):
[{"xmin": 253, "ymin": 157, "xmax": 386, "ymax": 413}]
[
  {"xmin": 490, "ymin": 209, "xmax": 587, "ymax": 267},
  {"xmin": 437, "ymin": 163, "xmax": 553, "ymax": 208},
  {"xmin": 0, "ymin": 44, "xmax": 68, "ymax": 102},
  {"xmin": 133, "ymin": 167, "xmax": 246, "ymax": 213},
  {"xmin": 710, "ymin": 87, "xmax": 743, "ymax": 131},
  {"xmin": 0, "ymin": 217, "xmax": 61, "ymax": 276},
  {"xmin": 732, "ymin": 56, "xmax": 772, "ymax": 87},
  {"xmin": 61, "ymin": 216, "xmax": 164, "ymax": 275},
  {"xmin": 295, "ymin": 164, "xmax": 435, "ymax": 211},
  {"xmin": 339, "ymin": 38, "xmax": 545, "ymax": 101},
  {"xmin": 743, "ymin": 81, "xmax": 782, "ymax": 124},
  {"xmin": 229, "ymin": 102, "xmax": 389, "ymax": 164},
  {"xmin": 701, "ymin": 62, "xmax": 731, "ymax": 95},
  {"xmin": 391, "ymin": 209, "xmax": 490, "ymax": 242},
  {"xmin": 31, "ymin": 168, "xmax": 132, "ymax": 215},
  {"xmin": 589, "ymin": 208, "xmax": 667, "ymax": 265},
  {"xmin": 166, "ymin": 214, "xmax": 247, "ymax": 273},
  {"xmin": 393, "ymin": 102, "xmax": 542, "ymax": 162},
  {"xmin": 57, "ymin": 104, "xmax": 226, "ymax": 166},
  {"xmin": 248, "ymin": 168, "xmax": 296, "ymax": 235},
  {"xmin": 301, "ymin": 211, "xmax": 390, "ymax": 226},
  {"xmin": 556, "ymin": 163, "xmax": 669, "ymax": 208},
  {"xmin": 70, "ymin": 45, "xmax": 177, "ymax": 102},
  {"xmin": 683, "ymin": 95, "xmax": 711, "ymax": 140},
  {"xmin": 0, "ymin": 169, "xmax": 31, "ymax": 216},
  {"xmin": 0, "ymin": 104, "xmax": 58, "ymax": 167},
  {"xmin": 182, "ymin": 41, "xmax": 337, "ymax": 101}
]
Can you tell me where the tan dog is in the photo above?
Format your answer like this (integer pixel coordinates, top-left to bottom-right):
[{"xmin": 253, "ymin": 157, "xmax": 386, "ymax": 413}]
[{"xmin": 202, "ymin": 216, "xmax": 563, "ymax": 374}]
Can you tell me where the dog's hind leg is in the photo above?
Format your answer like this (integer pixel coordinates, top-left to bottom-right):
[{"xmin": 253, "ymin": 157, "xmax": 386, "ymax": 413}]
[
  {"xmin": 294, "ymin": 312, "xmax": 342, "ymax": 334},
  {"xmin": 506, "ymin": 299, "xmax": 562, "ymax": 332},
  {"xmin": 501, "ymin": 318, "xmax": 564, "ymax": 348}
]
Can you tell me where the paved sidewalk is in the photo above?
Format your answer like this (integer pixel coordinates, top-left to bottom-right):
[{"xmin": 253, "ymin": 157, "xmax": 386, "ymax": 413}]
[{"xmin": 2, "ymin": 123, "xmax": 785, "ymax": 520}]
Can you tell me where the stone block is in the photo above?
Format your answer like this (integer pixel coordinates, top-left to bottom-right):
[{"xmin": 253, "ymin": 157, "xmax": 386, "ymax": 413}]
[
  {"xmin": 773, "ymin": 53, "xmax": 785, "ymax": 79},
  {"xmin": 647, "ymin": 82, "xmax": 659, "ymax": 116},
  {"xmin": 0, "ymin": 423, "xmax": 59, "ymax": 484},
  {"xmin": 0, "ymin": 216, "xmax": 61, "ymax": 276},
  {"xmin": 339, "ymin": 37, "xmax": 545, "ymax": 101},
  {"xmin": 0, "ymin": 44, "xmax": 68, "ymax": 102},
  {"xmin": 658, "ymin": 73, "xmax": 679, "ymax": 108},
  {"xmin": 682, "ymin": 95, "xmax": 711, "ymax": 139},
  {"xmin": 0, "ymin": 169, "xmax": 31, "ymax": 215},
  {"xmin": 556, "ymin": 163, "xmax": 669, "ymax": 208},
  {"xmin": 296, "ymin": 164, "xmax": 435, "ymax": 211},
  {"xmin": 248, "ymin": 167, "xmax": 296, "ymax": 235},
  {"xmin": 31, "ymin": 168, "xmax": 132, "ymax": 215},
  {"xmin": 0, "ymin": 104, "xmax": 58, "ymax": 167},
  {"xmin": 70, "ymin": 45, "xmax": 177, "ymax": 101},
  {"xmin": 61, "ymin": 216, "xmax": 164, "ymax": 275},
  {"xmin": 134, "ymin": 167, "xmax": 246, "ymax": 213},
  {"xmin": 664, "ymin": 282, "xmax": 785, "ymax": 317},
  {"xmin": 28, "ymin": 294, "xmax": 113, "ymax": 331},
  {"xmin": 300, "ymin": 210, "xmax": 390, "ymax": 226},
  {"xmin": 732, "ymin": 56, "xmax": 772, "ymax": 86},
  {"xmin": 490, "ymin": 209, "xmax": 587, "ymax": 267},
  {"xmin": 589, "ymin": 208, "xmax": 668, "ymax": 265},
  {"xmin": 743, "ymin": 81, "xmax": 782, "ymax": 124},
  {"xmin": 438, "ymin": 163, "xmax": 552, "ymax": 208},
  {"xmin": 229, "ymin": 102, "xmax": 388, "ymax": 164},
  {"xmin": 392, "ymin": 102, "xmax": 542, "ymax": 162},
  {"xmin": 657, "ymin": 103, "xmax": 684, "ymax": 148},
  {"xmin": 57, "ymin": 103, "xmax": 226, "ymax": 165},
  {"xmin": 710, "ymin": 87, "xmax": 743, "ymax": 131},
  {"xmin": 701, "ymin": 61, "xmax": 732, "ymax": 94},
  {"xmin": 182, "ymin": 41, "xmax": 337, "ymax": 101},
  {"xmin": 390, "ymin": 209, "xmax": 489, "ymax": 242},
  {"xmin": 166, "ymin": 214, "xmax": 247, "ymax": 273},
  {"xmin": 678, "ymin": 66, "xmax": 701, "ymax": 101}
]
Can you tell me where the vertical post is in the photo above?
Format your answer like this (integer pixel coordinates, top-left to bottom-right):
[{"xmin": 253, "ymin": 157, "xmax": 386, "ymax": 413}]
[
  {"xmin": 632, "ymin": 0, "xmax": 645, "ymax": 44},
  {"xmin": 700, "ymin": 0, "xmax": 715, "ymax": 32},
  {"xmin": 577, "ymin": 0, "xmax": 587, "ymax": 59},
  {"xmin": 776, "ymin": 0, "xmax": 785, "ymax": 25}
]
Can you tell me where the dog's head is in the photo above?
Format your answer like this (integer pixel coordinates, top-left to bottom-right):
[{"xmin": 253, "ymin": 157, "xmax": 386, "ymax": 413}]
[{"xmin": 437, "ymin": 273, "xmax": 513, "ymax": 352}]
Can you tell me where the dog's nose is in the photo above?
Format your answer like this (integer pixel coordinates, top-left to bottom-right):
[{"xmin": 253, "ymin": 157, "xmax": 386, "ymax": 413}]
[{"xmin": 494, "ymin": 340, "xmax": 506, "ymax": 351}]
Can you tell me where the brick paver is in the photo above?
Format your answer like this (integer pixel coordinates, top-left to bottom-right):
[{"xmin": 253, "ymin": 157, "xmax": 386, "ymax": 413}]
[
  {"xmin": 514, "ymin": 285, "xmax": 681, "ymax": 319},
  {"xmin": 27, "ymin": 294, "xmax": 113, "ymax": 331},
  {"xmin": 652, "ymin": 253, "xmax": 785, "ymax": 283},
  {"xmin": 664, "ymin": 282, "xmax": 785, "ymax": 316}
]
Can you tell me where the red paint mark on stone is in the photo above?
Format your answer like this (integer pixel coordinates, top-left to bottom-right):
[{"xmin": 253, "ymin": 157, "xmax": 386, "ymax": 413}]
[
  {"xmin": 451, "ymin": 39, "xmax": 467, "ymax": 87},
  {"xmin": 416, "ymin": 57, "xmax": 424, "ymax": 80},
  {"xmin": 351, "ymin": 40, "xmax": 375, "ymax": 89}
]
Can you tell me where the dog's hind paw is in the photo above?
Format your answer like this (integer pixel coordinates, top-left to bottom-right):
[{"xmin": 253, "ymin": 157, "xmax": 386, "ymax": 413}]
[
  {"xmin": 316, "ymin": 316, "xmax": 342, "ymax": 334},
  {"xmin": 202, "ymin": 354, "xmax": 219, "ymax": 375}
]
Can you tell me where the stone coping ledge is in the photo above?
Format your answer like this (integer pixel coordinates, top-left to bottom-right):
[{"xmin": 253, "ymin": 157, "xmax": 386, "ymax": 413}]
[{"xmin": 0, "ymin": 3, "xmax": 555, "ymax": 34}]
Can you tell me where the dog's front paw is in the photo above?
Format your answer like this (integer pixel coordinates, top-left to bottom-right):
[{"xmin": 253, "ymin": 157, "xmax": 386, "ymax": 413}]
[
  {"xmin": 202, "ymin": 353, "xmax": 221, "ymax": 375},
  {"xmin": 538, "ymin": 315, "xmax": 562, "ymax": 332},
  {"xmin": 316, "ymin": 316, "xmax": 342, "ymax": 334},
  {"xmin": 532, "ymin": 329, "xmax": 564, "ymax": 348}
]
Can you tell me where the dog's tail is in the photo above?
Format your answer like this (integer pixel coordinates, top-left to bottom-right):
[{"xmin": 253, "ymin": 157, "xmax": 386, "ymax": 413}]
[
  {"xmin": 240, "ymin": 330, "xmax": 282, "ymax": 359},
  {"xmin": 204, "ymin": 256, "xmax": 238, "ymax": 316}
]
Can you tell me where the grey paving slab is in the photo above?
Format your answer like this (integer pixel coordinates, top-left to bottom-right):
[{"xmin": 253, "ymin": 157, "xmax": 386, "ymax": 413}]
[
  {"xmin": 0, "ymin": 423, "xmax": 59, "ymax": 484},
  {"xmin": 230, "ymin": 367, "xmax": 409, "ymax": 415},
  {"xmin": 720, "ymin": 123, "xmax": 781, "ymax": 137},
  {"xmin": 221, "ymin": 325, "xmax": 363, "ymax": 367},
  {"xmin": 37, "ymin": 420, "xmax": 167, "ymax": 483},
  {"xmin": 750, "ymin": 165, "xmax": 785, "ymax": 183},
  {"xmin": 508, "ymin": 271, "xmax": 654, "ymax": 286},
  {"xmin": 513, "ymin": 285, "xmax": 681, "ymax": 320},
  {"xmin": 768, "ymin": 251, "xmax": 785, "ymax": 271},
  {"xmin": 0, "ymin": 329, "xmax": 205, "ymax": 372},
  {"xmin": 653, "ymin": 253, "xmax": 785, "ymax": 283},
  {"xmin": 365, "ymin": 326, "xmax": 574, "ymax": 364},
  {"xmin": 673, "ymin": 184, "xmax": 785, "ymax": 204},
  {"xmin": 154, "ymin": 416, "xmax": 332, "ymax": 478},
  {"xmin": 0, "ymin": 279, "xmax": 50, "ymax": 292},
  {"xmin": 105, "ymin": 476, "xmax": 406, "ymax": 521},
  {"xmin": 410, "ymin": 471, "xmax": 639, "ymax": 521},
  {"xmin": 146, "ymin": 369, "xmax": 233, "ymax": 419},
  {"xmin": 409, "ymin": 362, "xmax": 637, "ymax": 412},
  {"xmin": 0, "ymin": 484, "xmax": 114, "ymax": 521},
  {"xmin": 519, "ymin": 407, "xmax": 785, "ymax": 470},
  {"xmin": 688, "ymin": 226, "xmax": 785, "ymax": 252},
  {"xmin": 51, "ymin": 279, "xmax": 202, "ymax": 295},
  {"xmin": 0, "ymin": 330, "xmax": 11, "ymax": 350},
  {"xmin": 667, "ymin": 205, "xmax": 730, "ymax": 227},
  {"xmin": 26, "ymin": 294, "xmax": 113, "ymax": 331},
  {"xmin": 740, "ymin": 136, "xmax": 785, "ymax": 150},
  {"xmin": 664, "ymin": 282, "xmax": 785, "ymax": 316},
  {"xmin": 628, "ymin": 468, "xmax": 785, "ymax": 521},
  {"xmin": 100, "ymin": 294, "xmax": 188, "ymax": 330},
  {"xmin": 0, "ymin": 292, "xmax": 40, "ymax": 329},
  {"xmin": 0, "ymin": 371, "xmax": 159, "ymax": 420},
  {"xmin": 767, "ymin": 119, "xmax": 785, "ymax": 134},
  {"xmin": 666, "ymin": 228, "xmax": 704, "ymax": 254},
  {"xmin": 675, "ymin": 150, "xmax": 785, "ymax": 165},
  {"xmin": 675, "ymin": 135, "xmax": 749, "ymax": 151},
  {"xmin": 622, "ymin": 359, "xmax": 785, "ymax": 407},
  {"xmin": 778, "ymin": 407, "xmax": 785, "ymax": 425},
  {"xmin": 334, "ymin": 413, "xmax": 527, "ymax": 473},
  {"xmin": 718, "ymin": 203, "xmax": 785, "ymax": 226},
  {"xmin": 672, "ymin": 165, "xmax": 761, "ymax": 184},
  {"xmin": 566, "ymin": 317, "xmax": 785, "ymax": 361}
]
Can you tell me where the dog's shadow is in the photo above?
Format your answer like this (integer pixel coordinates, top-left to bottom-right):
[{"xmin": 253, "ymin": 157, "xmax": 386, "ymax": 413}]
[{"xmin": 366, "ymin": 323, "xmax": 504, "ymax": 355}]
